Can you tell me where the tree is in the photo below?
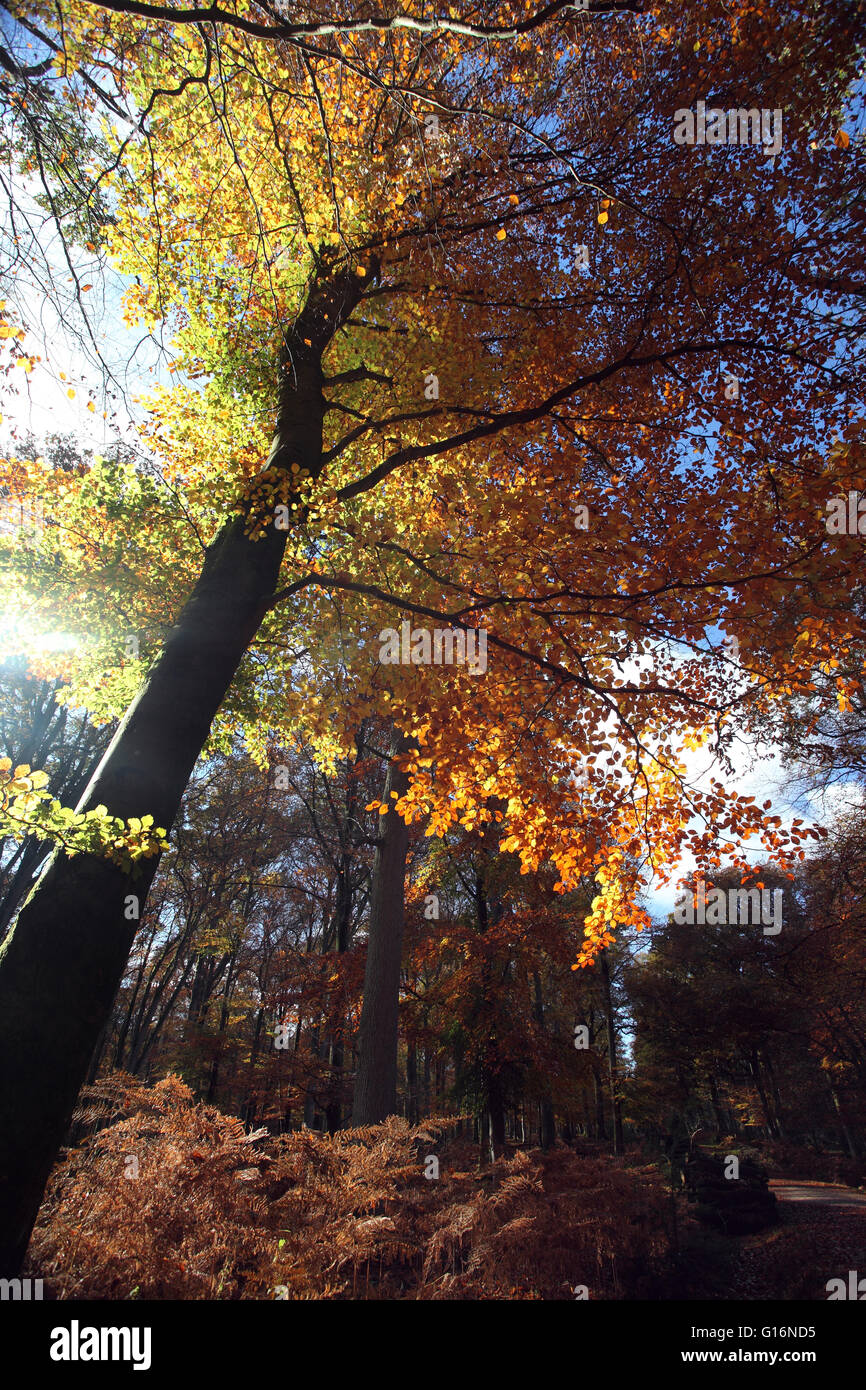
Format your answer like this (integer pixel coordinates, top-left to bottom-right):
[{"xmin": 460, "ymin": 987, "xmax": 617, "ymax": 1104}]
[{"xmin": 0, "ymin": 0, "xmax": 864, "ymax": 1270}]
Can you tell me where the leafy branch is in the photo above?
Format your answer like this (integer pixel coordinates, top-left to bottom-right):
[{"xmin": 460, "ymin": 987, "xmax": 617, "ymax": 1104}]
[{"xmin": 0, "ymin": 759, "xmax": 167, "ymax": 872}]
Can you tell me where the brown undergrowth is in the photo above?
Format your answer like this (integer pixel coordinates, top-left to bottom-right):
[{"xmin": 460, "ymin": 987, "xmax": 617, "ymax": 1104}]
[{"xmin": 27, "ymin": 1073, "xmax": 670, "ymax": 1300}]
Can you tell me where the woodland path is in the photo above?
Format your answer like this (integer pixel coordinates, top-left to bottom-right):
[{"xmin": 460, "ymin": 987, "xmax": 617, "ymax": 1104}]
[
  {"xmin": 728, "ymin": 1181, "xmax": 866, "ymax": 1299},
  {"xmin": 769, "ymin": 1181, "xmax": 866, "ymax": 1208}
]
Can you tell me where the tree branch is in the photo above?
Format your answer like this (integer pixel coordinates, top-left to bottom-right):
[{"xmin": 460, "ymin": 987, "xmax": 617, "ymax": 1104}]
[{"xmin": 75, "ymin": 0, "xmax": 644, "ymax": 45}]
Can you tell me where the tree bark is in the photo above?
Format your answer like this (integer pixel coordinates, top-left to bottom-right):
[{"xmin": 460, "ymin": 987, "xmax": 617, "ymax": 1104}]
[
  {"xmin": 600, "ymin": 950, "xmax": 624, "ymax": 1156},
  {"xmin": 351, "ymin": 727, "xmax": 412, "ymax": 1125},
  {"xmin": 749, "ymin": 1047, "xmax": 778, "ymax": 1140},
  {"xmin": 486, "ymin": 1071, "xmax": 507, "ymax": 1162},
  {"xmin": 707, "ymin": 1070, "xmax": 727, "ymax": 1141},
  {"xmin": 824, "ymin": 1067, "xmax": 859, "ymax": 1161},
  {"xmin": 0, "ymin": 262, "xmax": 373, "ymax": 1273},
  {"xmin": 593, "ymin": 1066, "xmax": 607, "ymax": 1141},
  {"xmin": 324, "ymin": 829, "xmax": 357, "ymax": 1133},
  {"xmin": 531, "ymin": 971, "xmax": 557, "ymax": 1151},
  {"xmin": 406, "ymin": 1042, "xmax": 419, "ymax": 1124},
  {"xmin": 762, "ymin": 1051, "xmax": 786, "ymax": 1141}
]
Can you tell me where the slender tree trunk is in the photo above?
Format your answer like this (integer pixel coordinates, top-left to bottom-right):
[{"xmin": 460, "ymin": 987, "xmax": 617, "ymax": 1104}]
[
  {"xmin": 434, "ymin": 1058, "xmax": 444, "ymax": 1110},
  {"xmin": 749, "ymin": 1047, "xmax": 778, "ymax": 1140},
  {"xmin": 763, "ymin": 1052, "xmax": 786, "ymax": 1140},
  {"xmin": 0, "ymin": 264, "xmax": 373, "ymax": 1274},
  {"xmin": 206, "ymin": 951, "xmax": 237, "ymax": 1104},
  {"xmin": 243, "ymin": 1006, "xmax": 265, "ymax": 1123},
  {"xmin": 127, "ymin": 957, "xmax": 195, "ymax": 1075},
  {"xmin": 351, "ymin": 728, "xmax": 412, "ymax": 1125},
  {"xmin": 185, "ymin": 951, "xmax": 214, "ymax": 1038},
  {"xmin": 479, "ymin": 1109, "xmax": 489, "ymax": 1164},
  {"xmin": 707, "ymin": 1070, "xmax": 727, "ymax": 1141},
  {"xmin": 303, "ymin": 1024, "xmax": 321, "ymax": 1129},
  {"xmin": 486, "ymin": 1072, "xmax": 507, "ymax": 1161},
  {"xmin": 84, "ymin": 1023, "xmax": 109, "ymax": 1088},
  {"xmin": 531, "ymin": 971, "xmax": 557, "ymax": 1150},
  {"xmin": 115, "ymin": 926, "xmax": 159, "ymax": 1067},
  {"xmin": 406, "ymin": 1043, "xmax": 419, "ymax": 1124},
  {"xmin": 325, "ymin": 831, "xmax": 356, "ymax": 1134},
  {"xmin": 324, "ymin": 1037, "xmax": 344, "ymax": 1133},
  {"xmin": 600, "ymin": 950, "xmax": 624, "ymax": 1156},
  {"xmin": 593, "ymin": 1066, "xmax": 607, "ymax": 1141},
  {"xmin": 824, "ymin": 1067, "xmax": 859, "ymax": 1160}
]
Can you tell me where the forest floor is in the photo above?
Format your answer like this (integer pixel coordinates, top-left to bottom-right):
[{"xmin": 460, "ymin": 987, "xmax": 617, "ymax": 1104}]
[{"xmin": 668, "ymin": 1181, "xmax": 866, "ymax": 1300}]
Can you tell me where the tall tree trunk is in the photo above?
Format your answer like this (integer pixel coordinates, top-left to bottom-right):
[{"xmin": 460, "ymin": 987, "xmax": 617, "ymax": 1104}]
[
  {"xmin": 303, "ymin": 1024, "xmax": 321, "ymax": 1130},
  {"xmin": 351, "ymin": 728, "xmax": 412, "ymax": 1125},
  {"xmin": 600, "ymin": 951, "xmax": 624, "ymax": 1156},
  {"xmin": 824, "ymin": 1067, "xmax": 859, "ymax": 1161},
  {"xmin": 0, "ymin": 263, "xmax": 374, "ymax": 1274},
  {"xmin": 206, "ymin": 950, "xmax": 237, "ymax": 1104},
  {"xmin": 325, "ymin": 845, "xmax": 356, "ymax": 1133},
  {"xmin": 84, "ymin": 1022, "xmax": 109, "ymax": 1088},
  {"xmin": 406, "ymin": 1043, "xmax": 419, "ymax": 1124},
  {"xmin": 243, "ymin": 1005, "xmax": 266, "ymax": 1123},
  {"xmin": 593, "ymin": 1066, "xmax": 607, "ymax": 1141},
  {"xmin": 486, "ymin": 1071, "xmax": 507, "ymax": 1162},
  {"xmin": 531, "ymin": 971, "xmax": 557, "ymax": 1151},
  {"xmin": 479, "ymin": 1109, "xmax": 489, "ymax": 1164},
  {"xmin": 749, "ymin": 1047, "xmax": 778, "ymax": 1140},
  {"xmin": 763, "ymin": 1052, "xmax": 786, "ymax": 1141},
  {"xmin": 115, "ymin": 915, "xmax": 163, "ymax": 1067},
  {"xmin": 707, "ymin": 1070, "xmax": 727, "ymax": 1141}
]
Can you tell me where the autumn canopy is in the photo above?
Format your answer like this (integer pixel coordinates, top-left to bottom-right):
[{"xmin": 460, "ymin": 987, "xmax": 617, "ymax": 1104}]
[{"xmin": 0, "ymin": 0, "xmax": 862, "ymax": 1276}]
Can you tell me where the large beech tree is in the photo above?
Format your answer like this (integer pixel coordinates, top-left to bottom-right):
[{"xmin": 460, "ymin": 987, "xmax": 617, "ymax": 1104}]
[{"xmin": 0, "ymin": 0, "xmax": 864, "ymax": 1269}]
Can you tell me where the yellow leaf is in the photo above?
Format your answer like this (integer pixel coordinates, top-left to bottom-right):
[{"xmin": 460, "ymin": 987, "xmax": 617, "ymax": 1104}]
[
  {"xmin": 496, "ymin": 228, "xmax": 507, "ymax": 240},
  {"xmin": 597, "ymin": 212, "xmax": 609, "ymax": 225},
  {"xmin": 508, "ymin": 193, "xmax": 519, "ymax": 205},
  {"xmin": 86, "ymin": 400, "xmax": 95, "ymax": 412},
  {"xmin": 67, "ymin": 388, "xmax": 76, "ymax": 399}
]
